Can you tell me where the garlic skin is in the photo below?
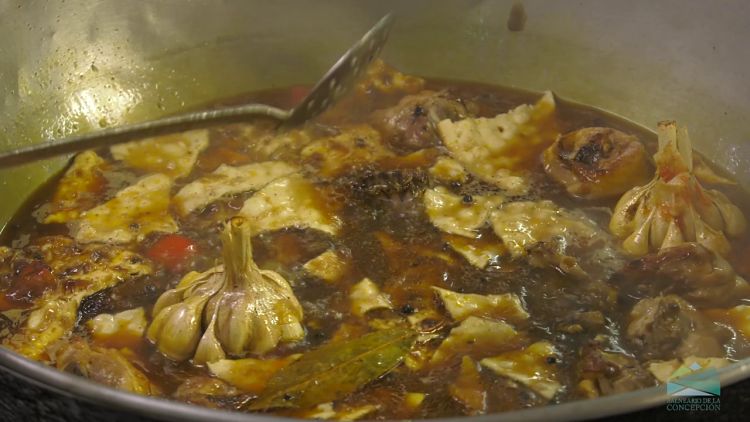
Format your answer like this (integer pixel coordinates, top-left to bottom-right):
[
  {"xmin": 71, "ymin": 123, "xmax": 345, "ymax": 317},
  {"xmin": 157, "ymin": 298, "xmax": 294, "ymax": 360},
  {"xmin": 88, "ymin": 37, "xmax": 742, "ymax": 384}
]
[
  {"xmin": 147, "ymin": 218, "xmax": 304, "ymax": 364},
  {"xmin": 610, "ymin": 121, "xmax": 745, "ymax": 256}
]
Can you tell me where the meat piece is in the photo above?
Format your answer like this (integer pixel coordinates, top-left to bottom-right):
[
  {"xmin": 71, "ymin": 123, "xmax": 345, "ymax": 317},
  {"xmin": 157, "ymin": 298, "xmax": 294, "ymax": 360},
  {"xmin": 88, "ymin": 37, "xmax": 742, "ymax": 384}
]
[
  {"xmin": 173, "ymin": 376, "xmax": 248, "ymax": 409},
  {"xmin": 542, "ymin": 127, "xmax": 650, "ymax": 199},
  {"xmin": 56, "ymin": 340, "xmax": 158, "ymax": 395},
  {"xmin": 372, "ymin": 91, "xmax": 476, "ymax": 153},
  {"xmin": 577, "ymin": 342, "xmax": 654, "ymax": 397},
  {"xmin": 626, "ymin": 295, "xmax": 728, "ymax": 360},
  {"xmin": 612, "ymin": 242, "xmax": 750, "ymax": 308}
]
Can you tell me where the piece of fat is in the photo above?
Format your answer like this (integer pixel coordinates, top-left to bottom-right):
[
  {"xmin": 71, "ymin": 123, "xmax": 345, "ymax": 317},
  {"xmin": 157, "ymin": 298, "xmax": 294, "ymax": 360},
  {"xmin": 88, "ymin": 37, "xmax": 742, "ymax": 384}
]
[
  {"xmin": 110, "ymin": 129, "xmax": 209, "ymax": 179},
  {"xmin": 87, "ymin": 307, "xmax": 148, "ymax": 348},
  {"xmin": 430, "ymin": 316, "xmax": 521, "ymax": 365},
  {"xmin": 303, "ymin": 249, "xmax": 349, "ymax": 284},
  {"xmin": 443, "ymin": 234, "xmax": 506, "ymax": 268},
  {"xmin": 480, "ymin": 341, "xmax": 561, "ymax": 400},
  {"xmin": 173, "ymin": 161, "xmax": 298, "ymax": 216},
  {"xmin": 207, "ymin": 354, "xmax": 301, "ymax": 394},
  {"xmin": 72, "ymin": 173, "xmax": 178, "ymax": 244},
  {"xmin": 437, "ymin": 92, "xmax": 558, "ymax": 195},
  {"xmin": 433, "ymin": 287, "xmax": 529, "ymax": 323},
  {"xmin": 44, "ymin": 150, "xmax": 107, "ymax": 224},
  {"xmin": 301, "ymin": 125, "xmax": 394, "ymax": 178},
  {"xmin": 423, "ymin": 186, "xmax": 503, "ymax": 238},
  {"xmin": 429, "ymin": 156, "xmax": 468, "ymax": 184},
  {"xmin": 489, "ymin": 200, "xmax": 599, "ymax": 257},
  {"xmin": 238, "ymin": 174, "xmax": 340, "ymax": 236},
  {"xmin": 350, "ymin": 278, "xmax": 392, "ymax": 317}
]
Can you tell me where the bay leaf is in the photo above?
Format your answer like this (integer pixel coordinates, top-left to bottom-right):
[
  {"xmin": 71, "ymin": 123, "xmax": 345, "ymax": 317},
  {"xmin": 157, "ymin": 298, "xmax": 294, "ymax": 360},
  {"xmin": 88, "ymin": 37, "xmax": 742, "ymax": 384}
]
[{"xmin": 249, "ymin": 326, "xmax": 416, "ymax": 410}]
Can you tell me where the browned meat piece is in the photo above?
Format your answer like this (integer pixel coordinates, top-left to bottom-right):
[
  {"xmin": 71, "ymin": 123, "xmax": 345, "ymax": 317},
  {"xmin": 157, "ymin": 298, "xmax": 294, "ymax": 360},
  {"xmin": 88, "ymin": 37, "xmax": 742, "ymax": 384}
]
[
  {"xmin": 577, "ymin": 342, "xmax": 654, "ymax": 397},
  {"xmin": 612, "ymin": 243, "xmax": 750, "ymax": 308},
  {"xmin": 173, "ymin": 376, "xmax": 251, "ymax": 409},
  {"xmin": 372, "ymin": 91, "xmax": 476, "ymax": 153},
  {"xmin": 542, "ymin": 127, "xmax": 651, "ymax": 199},
  {"xmin": 626, "ymin": 295, "xmax": 728, "ymax": 360}
]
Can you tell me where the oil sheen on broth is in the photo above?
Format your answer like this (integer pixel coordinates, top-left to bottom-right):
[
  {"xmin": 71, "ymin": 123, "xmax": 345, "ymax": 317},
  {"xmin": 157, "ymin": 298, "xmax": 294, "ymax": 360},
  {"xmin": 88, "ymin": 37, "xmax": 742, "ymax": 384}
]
[{"xmin": 1, "ymin": 62, "xmax": 749, "ymax": 419}]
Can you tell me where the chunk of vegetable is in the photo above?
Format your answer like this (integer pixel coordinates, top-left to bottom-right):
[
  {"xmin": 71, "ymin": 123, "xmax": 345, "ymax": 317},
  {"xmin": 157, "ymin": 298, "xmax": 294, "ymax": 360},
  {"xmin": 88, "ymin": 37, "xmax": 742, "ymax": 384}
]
[
  {"xmin": 238, "ymin": 175, "xmax": 340, "ymax": 236},
  {"xmin": 424, "ymin": 187, "xmax": 503, "ymax": 238},
  {"xmin": 173, "ymin": 161, "xmax": 298, "ymax": 216},
  {"xmin": 145, "ymin": 234, "xmax": 198, "ymax": 271},
  {"xmin": 437, "ymin": 92, "xmax": 558, "ymax": 194},
  {"xmin": 72, "ymin": 174, "xmax": 178, "ymax": 244},
  {"xmin": 542, "ymin": 127, "xmax": 650, "ymax": 199},
  {"xmin": 147, "ymin": 218, "xmax": 304, "ymax": 363},
  {"xmin": 433, "ymin": 287, "xmax": 528, "ymax": 323},
  {"xmin": 110, "ymin": 129, "xmax": 209, "ymax": 179},
  {"xmin": 43, "ymin": 151, "xmax": 106, "ymax": 224},
  {"xmin": 610, "ymin": 121, "xmax": 746, "ymax": 256},
  {"xmin": 350, "ymin": 278, "xmax": 392, "ymax": 317},
  {"xmin": 480, "ymin": 341, "xmax": 561, "ymax": 400}
]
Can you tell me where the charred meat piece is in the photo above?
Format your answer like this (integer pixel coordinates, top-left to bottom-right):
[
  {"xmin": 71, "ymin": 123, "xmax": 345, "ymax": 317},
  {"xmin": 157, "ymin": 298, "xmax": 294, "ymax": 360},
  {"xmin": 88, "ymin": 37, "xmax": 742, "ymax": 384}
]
[
  {"xmin": 542, "ymin": 127, "xmax": 650, "ymax": 199},
  {"xmin": 626, "ymin": 295, "xmax": 728, "ymax": 360},
  {"xmin": 612, "ymin": 242, "xmax": 750, "ymax": 308},
  {"xmin": 77, "ymin": 273, "xmax": 170, "ymax": 325},
  {"xmin": 372, "ymin": 91, "xmax": 476, "ymax": 153}
]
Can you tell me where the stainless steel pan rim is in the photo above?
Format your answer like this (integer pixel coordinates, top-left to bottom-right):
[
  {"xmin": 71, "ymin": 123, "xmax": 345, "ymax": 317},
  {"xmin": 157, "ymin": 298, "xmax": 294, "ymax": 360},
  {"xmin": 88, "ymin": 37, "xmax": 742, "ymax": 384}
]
[{"xmin": 2, "ymin": 346, "xmax": 748, "ymax": 421}]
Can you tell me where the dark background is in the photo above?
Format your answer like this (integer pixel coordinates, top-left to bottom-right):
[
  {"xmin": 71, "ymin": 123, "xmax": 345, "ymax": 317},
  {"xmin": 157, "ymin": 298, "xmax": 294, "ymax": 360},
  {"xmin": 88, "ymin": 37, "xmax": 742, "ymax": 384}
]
[{"xmin": 0, "ymin": 369, "xmax": 745, "ymax": 422}]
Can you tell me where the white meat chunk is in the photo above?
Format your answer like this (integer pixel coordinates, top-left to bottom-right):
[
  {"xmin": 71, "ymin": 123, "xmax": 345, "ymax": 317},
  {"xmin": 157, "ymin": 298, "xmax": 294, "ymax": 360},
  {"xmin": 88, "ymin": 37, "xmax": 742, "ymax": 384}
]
[
  {"xmin": 110, "ymin": 129, "xmax": 209, "ymax": 179},
  {"xmin": 173, "ymin": 161, "xmax": 298, "ymax": 216},
  {"xmin": 433, "ymin": 287, "xmax": 529, "ymax": 323},
  {"xmin": 72, "ymin": 174, "xmax": 178, "ymax": 244},
  {"xmin": 480, "ymin": 341, "xmax": 562, "ymax": 400},
  {"xmin": 437, "ymin": 92, "xmax": 558, "ymax": 195},
  {"xmin": 238, "ymin": 174, "xmax": 340, "ymax": 236},
  {"xmin": 424, "ymin": 186, "xmax": 503, "ymax": 238}
]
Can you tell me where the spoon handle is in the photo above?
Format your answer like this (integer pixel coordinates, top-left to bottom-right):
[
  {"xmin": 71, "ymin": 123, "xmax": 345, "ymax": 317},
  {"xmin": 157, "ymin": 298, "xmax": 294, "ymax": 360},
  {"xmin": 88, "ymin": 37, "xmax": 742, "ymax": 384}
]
[{"xmin": 0, "ymin": 104, "xmax": 289, "ymax": 168}]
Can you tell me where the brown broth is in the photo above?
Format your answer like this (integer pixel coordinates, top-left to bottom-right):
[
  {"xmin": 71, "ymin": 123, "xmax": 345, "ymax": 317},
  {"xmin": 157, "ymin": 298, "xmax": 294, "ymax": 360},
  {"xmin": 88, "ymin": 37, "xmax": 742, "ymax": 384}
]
[{"xmin": 2, "ymin": 76, "xmax": 750, "ymax": 419}]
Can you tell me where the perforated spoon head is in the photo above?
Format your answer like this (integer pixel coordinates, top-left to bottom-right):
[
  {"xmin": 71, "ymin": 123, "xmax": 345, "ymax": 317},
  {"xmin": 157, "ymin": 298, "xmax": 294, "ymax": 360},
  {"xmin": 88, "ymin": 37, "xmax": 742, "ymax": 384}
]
[{"xmin": 281, "ymin": 13, "xmax": 393, "ymax": 128}]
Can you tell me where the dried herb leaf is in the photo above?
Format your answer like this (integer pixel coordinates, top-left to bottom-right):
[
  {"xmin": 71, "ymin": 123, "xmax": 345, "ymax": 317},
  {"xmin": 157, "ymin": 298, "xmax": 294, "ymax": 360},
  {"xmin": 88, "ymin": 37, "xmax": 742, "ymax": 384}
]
[{"xmin": 249, "ymin": 326, "xmax": 416, "ymax": 410}]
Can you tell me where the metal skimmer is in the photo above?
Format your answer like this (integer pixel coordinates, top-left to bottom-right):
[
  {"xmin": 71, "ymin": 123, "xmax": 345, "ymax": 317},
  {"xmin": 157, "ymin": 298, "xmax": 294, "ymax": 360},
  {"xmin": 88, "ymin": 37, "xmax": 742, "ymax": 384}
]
[{"xmin": 0, "ymin": 14, "xmax": 393, "ymax": 168}]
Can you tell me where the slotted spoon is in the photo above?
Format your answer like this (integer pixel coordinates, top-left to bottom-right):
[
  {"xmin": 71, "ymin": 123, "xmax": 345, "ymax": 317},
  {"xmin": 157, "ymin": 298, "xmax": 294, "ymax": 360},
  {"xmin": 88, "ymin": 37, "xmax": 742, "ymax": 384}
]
[{"xmin": 0, "ymin": 14, "xmax": 393, "ymax": 168}]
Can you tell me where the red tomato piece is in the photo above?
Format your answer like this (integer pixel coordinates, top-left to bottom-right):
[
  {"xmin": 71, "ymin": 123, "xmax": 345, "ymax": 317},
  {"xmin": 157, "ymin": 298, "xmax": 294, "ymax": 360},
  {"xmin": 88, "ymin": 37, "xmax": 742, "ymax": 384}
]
[{"xmin": 146, "ymin": 234, "xmax": 198, "ymax": 271}]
